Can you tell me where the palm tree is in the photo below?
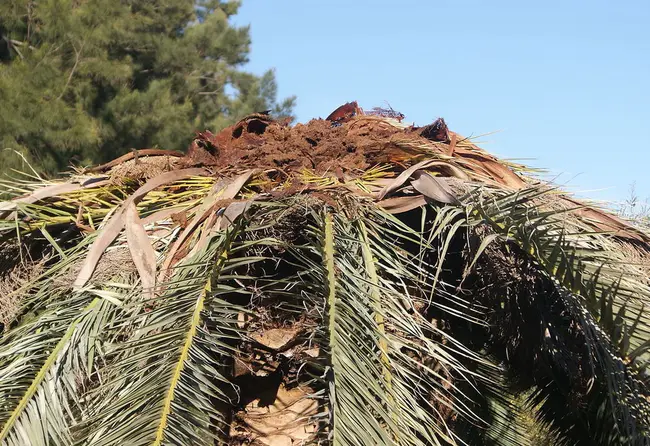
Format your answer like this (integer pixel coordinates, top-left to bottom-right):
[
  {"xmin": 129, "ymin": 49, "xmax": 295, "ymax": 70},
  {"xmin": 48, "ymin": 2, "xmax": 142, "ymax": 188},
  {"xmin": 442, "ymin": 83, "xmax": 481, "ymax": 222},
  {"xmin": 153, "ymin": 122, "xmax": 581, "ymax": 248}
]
[{"xmin": 1, "ymin": 108, "xmax": 649, "ymax": 446}]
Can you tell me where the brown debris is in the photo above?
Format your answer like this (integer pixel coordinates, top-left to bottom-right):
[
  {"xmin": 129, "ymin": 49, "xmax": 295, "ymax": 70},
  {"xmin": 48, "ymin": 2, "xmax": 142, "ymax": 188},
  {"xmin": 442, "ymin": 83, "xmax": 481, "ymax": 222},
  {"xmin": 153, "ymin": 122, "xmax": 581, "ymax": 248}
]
[
  {"xmin": 57, "ymin": 246, "xmax": 137, "ymax": 288},
  {"xmin": 0, "ymin": 259, "xmax": 46, "ymax": 328},
  {"xmin": 170, "ymin": 211, "xmax": 188, "ymax": 229},
  {"xmin": 87, "ymin": 102, "xmax": 648, "ymax": 246},
  {"xmin": 182, "ymin": 116, "xmax": 397, "ymax": 174},
  {"xmin": 418, "ymin": 117, "xmax": 450, "ymax": 142},
  {"xmin": 232, "ymin": 384, "xmax": 319, "ymax": 446},
  {"xmin": 325, "ymin": 101, "xmax": 362, "ymax": 123},
  {"xmin": 251, "ymin": 327, "xmax": 302, "ymax": 351},
  {"xmin": 178, "ymin": 109, "xmax": 522, "ymax": 191},
  {"xmin": 454, "ymin": 148, "xmax": 527, "ymax": 189},
  {"xmin": 109, "ymin": 156, "xmax": 178, "ymax": 184}
]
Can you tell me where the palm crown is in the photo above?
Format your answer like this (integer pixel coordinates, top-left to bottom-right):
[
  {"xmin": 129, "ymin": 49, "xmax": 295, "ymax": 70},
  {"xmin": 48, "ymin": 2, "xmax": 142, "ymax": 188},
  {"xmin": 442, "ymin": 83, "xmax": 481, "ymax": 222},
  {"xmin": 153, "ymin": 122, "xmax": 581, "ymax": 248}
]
[{"xmin": 1, "ymin": 106, "xmax": 649, "ymax": 445}]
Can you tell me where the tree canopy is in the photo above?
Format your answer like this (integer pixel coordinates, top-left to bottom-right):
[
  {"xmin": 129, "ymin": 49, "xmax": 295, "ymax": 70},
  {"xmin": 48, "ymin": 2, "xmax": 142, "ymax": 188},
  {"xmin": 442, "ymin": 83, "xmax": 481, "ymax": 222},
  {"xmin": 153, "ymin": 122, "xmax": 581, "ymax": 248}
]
[
  {"xmin": 0, "ymin": 0, "xmax": 295, "ymax": 175},
  {"xmin": 1, "ymin": 110, "xmax": 650, "ymax": 445}
]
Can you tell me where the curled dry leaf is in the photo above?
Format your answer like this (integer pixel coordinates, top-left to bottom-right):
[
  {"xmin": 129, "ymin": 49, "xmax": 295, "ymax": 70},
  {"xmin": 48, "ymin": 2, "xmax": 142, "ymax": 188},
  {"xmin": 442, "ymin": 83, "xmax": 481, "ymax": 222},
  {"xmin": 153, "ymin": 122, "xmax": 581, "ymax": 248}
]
[
  {"xmin": 74, "ymin": 168, "xmax": 207, "ymax": 289},
  {"xmin": 125, "ymin": 202, "xmax": 157, "ymax": 299},
  {"xmin": 427, "ymin": 161, "xmax": 471, "ymax": 181},
  {"xmin": 12, "ymin": 182, "xmax": 82, "ymax": 204},
  {"xmin": 377, "ymin": 195, "xmax": 428, "ymax": 214},
  {"xmin": 453, "ymin": 147, "xmax": 526, "ymax": 189},
  {"xmin": 217, "ymin": 200, "xmax": 252, "ymax": 231},
  {"xmin": 410, "ymin": 171, "xmax": 459, "ymax": 205},
  {"xmin": 159, "ymin": 170, "xmax": 258, "ymax": 281},
  {"xmin": 220, "ymin": 169, "xmax": 259, "ymax": 198},
  {"xmin": 127, "ymin": 168, "xmax": 208, "ymax": 204},
  {"xmin": 73, "ymin": 207, "xmax": 126, "ymax": 289},
  {"xmin": 376, "ymin": 159, "xmax": 439, "ymax": 200},
  {"xmin": 1, "ymin": 176, "xmax": 114, "ymax": 217}
]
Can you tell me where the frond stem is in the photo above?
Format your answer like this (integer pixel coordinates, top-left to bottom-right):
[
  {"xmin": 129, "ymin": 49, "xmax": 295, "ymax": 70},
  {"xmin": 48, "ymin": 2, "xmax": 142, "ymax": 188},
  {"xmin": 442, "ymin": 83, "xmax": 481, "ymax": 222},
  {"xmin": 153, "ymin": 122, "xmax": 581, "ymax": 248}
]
[
  {"xmin": 153, "ymin": 274, "xmax": 211, "ymax": 445},
  {"xmin": 323, "ymin": 212, "xmax": 339, "ymax": 441}
]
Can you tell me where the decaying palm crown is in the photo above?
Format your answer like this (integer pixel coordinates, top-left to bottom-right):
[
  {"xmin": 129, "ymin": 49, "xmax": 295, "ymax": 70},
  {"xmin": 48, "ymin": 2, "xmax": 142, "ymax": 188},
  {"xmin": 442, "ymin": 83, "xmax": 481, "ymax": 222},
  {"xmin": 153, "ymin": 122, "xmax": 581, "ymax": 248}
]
[{"xmin": 1, "ymin": 106, "xmax": 650, "ymax": 446}]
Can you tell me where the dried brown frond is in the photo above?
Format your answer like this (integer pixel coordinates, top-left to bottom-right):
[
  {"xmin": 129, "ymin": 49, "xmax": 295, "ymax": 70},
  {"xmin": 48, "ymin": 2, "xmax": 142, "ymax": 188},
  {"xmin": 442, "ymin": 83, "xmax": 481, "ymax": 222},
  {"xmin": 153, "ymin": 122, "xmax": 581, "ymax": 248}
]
[
  {"xmin": 0, "ymin": 259, "xmax": 46, "ymax": 327},
  {"xmin": 230, "ymin": 384, "xmax": 319, "ymax": 445},
  {"xmin": 55, "ymin": 245, "xmax": 137, "ymax": 288},
  {"xmin": 109, "ymin": 156, "xmax": 179, "ymax": 185}
]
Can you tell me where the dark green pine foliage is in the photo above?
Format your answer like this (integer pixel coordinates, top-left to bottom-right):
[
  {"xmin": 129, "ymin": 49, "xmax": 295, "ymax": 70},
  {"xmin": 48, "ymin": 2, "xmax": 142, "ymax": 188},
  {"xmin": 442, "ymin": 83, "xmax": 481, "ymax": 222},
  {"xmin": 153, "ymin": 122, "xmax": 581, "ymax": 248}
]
[{"xmin": 0, "ymin": 0, "xmax": 295, "ymax": 175}]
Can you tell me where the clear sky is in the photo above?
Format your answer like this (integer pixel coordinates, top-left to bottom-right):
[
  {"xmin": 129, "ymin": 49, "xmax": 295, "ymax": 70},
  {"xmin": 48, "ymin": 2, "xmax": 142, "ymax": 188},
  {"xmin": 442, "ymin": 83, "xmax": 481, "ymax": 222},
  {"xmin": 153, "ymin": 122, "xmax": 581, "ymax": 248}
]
[{"xmin": 233, "ymin": 1, "xmax": 650, "ymax": 204}]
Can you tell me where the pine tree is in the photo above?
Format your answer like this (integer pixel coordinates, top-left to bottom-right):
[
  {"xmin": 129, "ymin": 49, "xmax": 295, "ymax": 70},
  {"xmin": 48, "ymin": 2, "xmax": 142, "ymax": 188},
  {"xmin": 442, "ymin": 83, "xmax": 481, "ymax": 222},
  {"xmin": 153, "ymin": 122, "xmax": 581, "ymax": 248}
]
[{"xmin": 0, "ymin": 0, "xmax": 294, "ymax": 175}]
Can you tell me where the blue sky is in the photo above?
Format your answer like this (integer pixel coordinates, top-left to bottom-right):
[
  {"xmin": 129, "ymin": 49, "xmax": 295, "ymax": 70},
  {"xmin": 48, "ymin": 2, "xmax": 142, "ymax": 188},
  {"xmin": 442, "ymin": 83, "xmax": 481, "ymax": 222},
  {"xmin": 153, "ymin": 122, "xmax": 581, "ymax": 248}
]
[{"xmin": 233, "ymin": 1, "xmax": 650, "ymax": 204}]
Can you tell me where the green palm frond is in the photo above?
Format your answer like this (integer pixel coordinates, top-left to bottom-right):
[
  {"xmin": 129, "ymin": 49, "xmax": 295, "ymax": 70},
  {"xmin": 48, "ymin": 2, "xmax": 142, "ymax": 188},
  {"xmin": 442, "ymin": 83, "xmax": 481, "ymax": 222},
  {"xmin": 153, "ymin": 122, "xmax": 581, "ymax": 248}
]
[
  {"xmin": 484, "ymin": 386, "xmax": 565, "ymax": 446},
  {"xmin": 0, "ymin": 244, "xmax": 120, "ymax": 445},
  {"xmin": 0, "ymin": 171, "xmax": 254, "ymax": 445},
  {"xmin": 458, "ymin": 186, "xmax": 650, "ymax": 444},
  {"xmin": 469, "ymin": 186, "xmax": 650, "ymax": 362},
  {"xmin": 80, "ymin": 223, "xmax": 250, "ymax": 445},
  {"xmin": 273, "ymin": 199, "xmax": 489, "ymax": 446}
]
